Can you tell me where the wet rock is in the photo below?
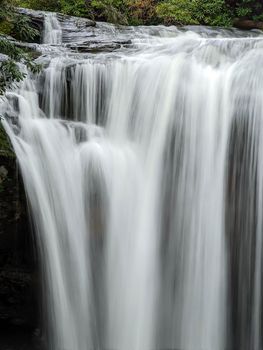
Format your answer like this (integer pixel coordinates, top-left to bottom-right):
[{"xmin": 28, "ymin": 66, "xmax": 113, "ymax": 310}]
[
  {"xmin": 233, "ymin": 19, "xmax": 263, "ymax": 31},
  {"xmin": 62, "ymin": 14, "xmax": 96, "ymax": 28},
  {"xmin": 0, "ymin": 166, "xmax": 8, "ymax": 183},
  {"xmin": 0, "ymin": 53, "xmax": 8, "ymax": 62},
  {"xmin": 71, "ymin": 43, "xmax": 122, "ymax": 52},
  {"xmin": 0, "ymin": 128, "xmax": 41, "ymax": 348},
  {"xmin": 68, "ymin": 39, "xmax": 132, "ymax": 53},
  {"xmin": 0, "ymin": 328, "xmax": 44, "ymax": 350}
]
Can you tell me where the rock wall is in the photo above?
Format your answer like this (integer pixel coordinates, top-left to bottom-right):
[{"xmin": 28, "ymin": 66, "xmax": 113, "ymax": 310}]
[{"xmin": 0, "ymin": 126, "xmax": 42, "ymax": 349}]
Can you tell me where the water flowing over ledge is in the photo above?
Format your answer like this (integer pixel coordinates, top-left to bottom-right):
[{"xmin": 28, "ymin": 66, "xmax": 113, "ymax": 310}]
[{"xmin": 1, "ymin": 11, "xmax": 263, "ymax": 350}]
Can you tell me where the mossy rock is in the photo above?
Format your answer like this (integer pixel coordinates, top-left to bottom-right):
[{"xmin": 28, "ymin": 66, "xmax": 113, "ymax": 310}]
[{"xmin": 0, "ymin": 123, "xmax": 15, "ymax": 159}]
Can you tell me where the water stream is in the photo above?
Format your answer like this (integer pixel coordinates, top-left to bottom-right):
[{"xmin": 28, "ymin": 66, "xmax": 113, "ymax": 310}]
[{"xmin": 1, "ymin": 11, "xmax": 263, "ymax": 350}]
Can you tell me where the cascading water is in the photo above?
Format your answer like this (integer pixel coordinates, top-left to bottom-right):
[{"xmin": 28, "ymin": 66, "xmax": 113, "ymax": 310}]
[
  {"xmin": 1, "ymin": 11, "xmax": 263, "ymax": 350},
  {"xmin": 43, "ymin": 13, "xmax": 62, "ymax": 45}
]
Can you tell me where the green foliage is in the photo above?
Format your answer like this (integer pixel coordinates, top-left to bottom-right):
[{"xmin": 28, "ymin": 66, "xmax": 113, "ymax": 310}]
[
  {"xmin": 156, "ymin": 0, "xmax": 198, "ymax": 25},
  {"xmin": 0, "ymin": 38, "xmax": 26, "ymax": 59},
  {"xmin": 156, "ymin": 0, "xmax": 232, "ymax": 26},
  {"xmin": 17, "ymin": 0, "xmax": 60, "ymax": 11},
  {"xmin": 0, "ymin": 1, "xmax": 38, "ymax": 40},
  {"xmin": 91, "ymin": 0, "xmax": 129, "ymax": 24},
  {"xmin": 194, "ymin": 0, "xmax": 232, "ymax": 26},
  {"xmin": 19, "ymin": 0, "xmax": 92, "ymax": 17},
  {"xmin": 225, "ymin": 0, "xmax": 263, "ymax": 21},
  {"xmin": 12, "ymin": 0, "xmax": 263, "ymax": 27},
  {"xmin": 0, "ymin": 38, "xmax": 42, "ymax": 94},
  {"xmin": 245, "ymin": 0, "xmax": 263, "ymax": 21},
  {"xmin": 0, "ymin": 59, "xmax": 25, "ymax": 95},
  {"xmin": 0, "ymin": 0, "xmax": 41, "ymax": 94},
  {"xmin": 12, "ymin": 14, "xmax": 39, "ymax": 41},
  {"xmin": 59, "ymin": 0, "xmax": 92, "ymax": 17},
  {"xmin": 236, "ymin": 6, "xmax": 252, "ymax": 18},
  {"xmin": 126, "ymin": 0, "xmax": 159, "ymax": 25}
]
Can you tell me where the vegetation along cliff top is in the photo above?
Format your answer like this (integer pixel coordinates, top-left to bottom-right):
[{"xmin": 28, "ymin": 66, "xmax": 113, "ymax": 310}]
[{"xmin": 9, "ymin": 0, "xmax": 263, "ymax": 27}]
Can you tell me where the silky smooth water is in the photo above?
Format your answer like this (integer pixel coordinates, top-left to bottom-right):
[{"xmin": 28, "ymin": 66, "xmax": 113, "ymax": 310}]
[
  {"xmin": 43, "ymin": 13, "xmax": 62, "ymax": 45},
  {"xmin": 2, "ymin": 12, "xmax": 263, "ymax": 350}
]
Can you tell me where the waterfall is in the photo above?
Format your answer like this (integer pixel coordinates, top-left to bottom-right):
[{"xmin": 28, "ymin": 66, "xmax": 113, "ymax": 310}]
[
  {"xmin": 1, "ymin": 12, "xmax": 263, "ymax": 350},
  {"xmin": 43, "ymin": 13, "xmax": 62, "ymax": 45}
]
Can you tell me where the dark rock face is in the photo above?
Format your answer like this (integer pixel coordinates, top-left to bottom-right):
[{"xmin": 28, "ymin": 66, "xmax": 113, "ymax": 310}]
[
  {"xmin": 68, "ymin": 39, "xmax": 132, "ymax": 53},
  {"xmin": 233, "ymin": 19, "xmax": 263, "ymax": 31},
  {"xmin": 0, "ymin": 137, "xmax": 43, "ymax": 349}
]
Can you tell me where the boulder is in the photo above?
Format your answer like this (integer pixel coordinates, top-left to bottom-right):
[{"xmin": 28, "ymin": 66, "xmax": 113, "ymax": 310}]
[{"xmin": 233, "ymin": 19, "xmax": 263, "ymax": 31}]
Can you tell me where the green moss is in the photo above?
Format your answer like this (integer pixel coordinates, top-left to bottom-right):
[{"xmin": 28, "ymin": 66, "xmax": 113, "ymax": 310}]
[{"xmin": 0, "ymin": 20, "xmax": 13, "ymax": 36}]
